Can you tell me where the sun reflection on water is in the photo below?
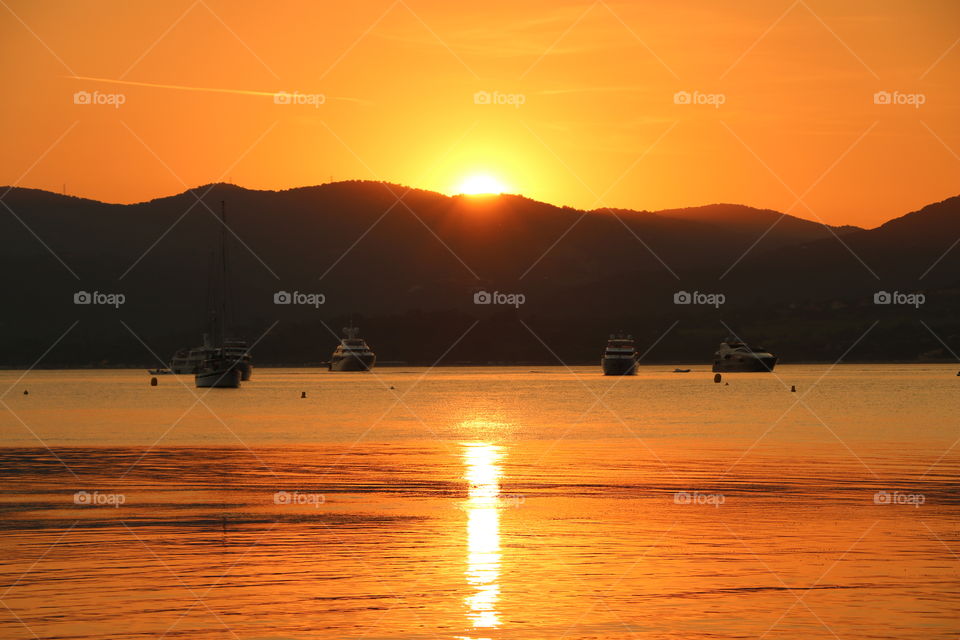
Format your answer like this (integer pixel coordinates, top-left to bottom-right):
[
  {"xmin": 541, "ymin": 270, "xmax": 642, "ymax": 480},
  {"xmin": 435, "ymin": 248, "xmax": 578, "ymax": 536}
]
[{"xmin": 462, "ymin": 442, "xmax": 503, "ymax": 631}]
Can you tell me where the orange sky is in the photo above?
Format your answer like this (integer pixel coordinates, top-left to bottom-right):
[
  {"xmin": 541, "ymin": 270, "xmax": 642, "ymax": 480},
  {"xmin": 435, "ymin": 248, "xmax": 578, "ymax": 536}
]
[{"xmin": 1, "ymin": 0, "xmax": 957, "ymax": 227}]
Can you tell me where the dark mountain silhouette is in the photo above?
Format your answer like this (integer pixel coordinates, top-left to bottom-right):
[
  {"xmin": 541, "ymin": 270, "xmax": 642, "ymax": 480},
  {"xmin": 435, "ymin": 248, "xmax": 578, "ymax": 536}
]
[
  {"xmin": 645, "ymin": 203, "xmax": 862, "ymax": 243},
  {"xmin": 1, "ymin": 182, "xmax": 958, "ymax": 366}
]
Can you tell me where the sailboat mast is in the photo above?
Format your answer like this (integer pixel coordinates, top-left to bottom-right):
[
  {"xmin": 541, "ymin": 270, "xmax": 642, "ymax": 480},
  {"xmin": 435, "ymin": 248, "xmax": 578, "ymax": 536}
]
[{"xmin": 218, "ymin": 200, "xmax": 228, "ymax": 345}]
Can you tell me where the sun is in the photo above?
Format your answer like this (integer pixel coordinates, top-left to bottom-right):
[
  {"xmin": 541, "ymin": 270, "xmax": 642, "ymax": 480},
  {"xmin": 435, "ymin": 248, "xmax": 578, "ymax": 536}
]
[{"xmin": 455, "ymin": 174, "xmax": 508, "ymax": 196}]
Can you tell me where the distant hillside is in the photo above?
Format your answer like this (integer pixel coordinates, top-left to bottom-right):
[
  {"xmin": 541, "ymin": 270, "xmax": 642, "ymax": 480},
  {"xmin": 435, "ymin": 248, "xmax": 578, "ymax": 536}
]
[
  {"xmin": 649, "ymin": 203, "xmax": 862, "ymax": 244},
  {"xmin": 0, "ymin": 182, "xmax": 958, "ymax": 366}
]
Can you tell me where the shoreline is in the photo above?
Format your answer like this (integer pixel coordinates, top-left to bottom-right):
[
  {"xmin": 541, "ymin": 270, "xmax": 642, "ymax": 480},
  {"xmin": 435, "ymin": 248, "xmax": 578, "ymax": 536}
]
[{"xmin": 2, "ymin": 361, "xmax": 959, "ymax": 371}]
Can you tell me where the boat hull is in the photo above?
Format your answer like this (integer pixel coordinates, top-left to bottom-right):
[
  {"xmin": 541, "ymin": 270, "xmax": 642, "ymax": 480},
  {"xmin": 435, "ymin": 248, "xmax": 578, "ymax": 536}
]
[
  {"xmin": 602, "ymin": 357, "xmax": 638, "ymax": 376},
  {"xmin": 171, "ymin": 365, "xmax": 200, "ymax": 374},
  {"xmin": 195, "ymin": 367, "xmax": 242, "ymax": 388},
  {"xmin": 712, "ymin": 356, "xmax": 777, "ymax": 373},
  {"xmin": 329, "ymin": 354, "xmax": 376, "ymax": 372}
]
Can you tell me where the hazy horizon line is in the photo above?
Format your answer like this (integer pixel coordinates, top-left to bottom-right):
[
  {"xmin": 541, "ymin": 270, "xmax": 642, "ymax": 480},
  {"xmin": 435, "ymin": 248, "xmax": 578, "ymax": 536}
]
[{"xmin": 5, "ymin": 179, "xmax": 955, "ymax": 231}]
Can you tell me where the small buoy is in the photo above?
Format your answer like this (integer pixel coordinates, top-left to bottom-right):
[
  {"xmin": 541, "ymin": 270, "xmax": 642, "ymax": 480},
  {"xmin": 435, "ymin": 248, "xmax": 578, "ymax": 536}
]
[
  {"xmin": 713, "ymin": 373, "xmax": 721, "ymax": 384},
  {"xmin": 301, "ymin": 391, "xmax": 307, "ymax": 398},
  {"xmin": 790, "ymin": 385, "xmax": 796, "ymax": 392},
  {"xmin": 23, "ymin": 390, "xmax": 28, "ymax": 395},
  {"xmin": 725, "ymin": 382, "xmax": 729, "ymax": 386},
  {"xmin": 390, "ymin": 385, "xmax": 395, "ymax": 390},
  {"xmin": 150, "ymin": 377, "xmax": 158, "ymax": 386}
]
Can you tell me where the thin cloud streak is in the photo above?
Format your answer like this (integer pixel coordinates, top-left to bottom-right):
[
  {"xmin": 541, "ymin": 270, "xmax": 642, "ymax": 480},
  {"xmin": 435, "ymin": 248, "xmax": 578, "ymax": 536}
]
[{"xmin": 65, "ymin": 76, "xmax": 370, "ymax": 105}]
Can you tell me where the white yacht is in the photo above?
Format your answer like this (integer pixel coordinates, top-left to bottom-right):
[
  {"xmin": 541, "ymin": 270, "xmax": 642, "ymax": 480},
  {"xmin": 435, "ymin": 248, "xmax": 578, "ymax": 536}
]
[
  {"xmin": 170, "ymin": 337, "xmax": 212, "ymax": 374},
  {"xmin": 329, "ymin": 325, "xmax": 376, "ymax": 371},
  {"xmin": 601, "ymin": 332, "xmax": 638, "ymax": 376},
  {"xmin": 712, "ymin": 339, "xmax": 777, "ymax": 372}
]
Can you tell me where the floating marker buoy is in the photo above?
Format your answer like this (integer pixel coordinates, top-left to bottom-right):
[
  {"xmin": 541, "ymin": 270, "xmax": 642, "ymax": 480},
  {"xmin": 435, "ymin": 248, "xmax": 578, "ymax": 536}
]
[
  {"xmin": 390, "ymin": 385, "xmax": 395, "ymax": 390},
  {"xmin": 150, "ymin": 377, "xmax": 158, "ymax": 386},
  {"xmin": 301, "ymin": 391, "xmax": 307, "ymax": 398},
  {"xmin": 791, "ymin": 385, "xmax": 796, "ymax": 392},
  {"xmin": 23, "ymin": 390, "xmax": 28, "ymax": 395},
  {"xmin": 725, "ymin": 382, "xmax": 729, "ymax": 386},
  {"xmin": 713, "ymin": 373, "xmax": 721, "ymax": 384}
]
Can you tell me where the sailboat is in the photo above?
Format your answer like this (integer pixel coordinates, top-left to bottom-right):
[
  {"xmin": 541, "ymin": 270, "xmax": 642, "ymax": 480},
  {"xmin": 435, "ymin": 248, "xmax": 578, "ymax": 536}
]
[{"xmin": 195, "ymin": 201, "xmax": 247, "ymax": 389}]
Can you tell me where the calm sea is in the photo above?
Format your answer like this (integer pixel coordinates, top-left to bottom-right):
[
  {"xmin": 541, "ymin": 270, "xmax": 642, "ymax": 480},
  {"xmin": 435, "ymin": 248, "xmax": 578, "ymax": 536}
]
[{"xmin": 1, "ymin": 365, "xmax": 957, "ymax": 639}]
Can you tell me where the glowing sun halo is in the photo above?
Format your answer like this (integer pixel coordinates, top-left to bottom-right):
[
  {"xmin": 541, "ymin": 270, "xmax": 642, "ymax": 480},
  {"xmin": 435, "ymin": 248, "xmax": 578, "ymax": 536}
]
[{"xmin": 456, "ymin": 174, "xmax": 507, "ymax": 196}]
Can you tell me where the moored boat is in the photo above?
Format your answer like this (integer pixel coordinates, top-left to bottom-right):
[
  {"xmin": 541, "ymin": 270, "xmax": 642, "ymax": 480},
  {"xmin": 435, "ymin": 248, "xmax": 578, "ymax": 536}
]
[
  {"xmin": 601, "ymin": 332, "xmax": 638, "ymax": 376},
  {"xmin": 195, "ymin": 349, "xmax": 242, "ymax": 388},
  {"xmin": 170, "ymin": 340, "xmax": 212, "ymax": 374},
  {"xmin": 329, "ymin": 325, "xmax": 376, "ymax": 371},
  {"xmin": 223, "ymin": 340, "xmax": 253, "ymax": 381},
  {"xmin": 191, "ymin": 201, "xmax": 252, "ymax": 388},
  {"xmin": 712, "ymin": 339, "xmax": 777, "ymax": 372}
]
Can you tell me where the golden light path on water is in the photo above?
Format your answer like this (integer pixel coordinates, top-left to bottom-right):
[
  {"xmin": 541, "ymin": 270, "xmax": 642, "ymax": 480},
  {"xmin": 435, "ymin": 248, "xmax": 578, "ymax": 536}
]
[{"xmin": 462, "ymin": 442, "xmax": 503, "ymax": 634}]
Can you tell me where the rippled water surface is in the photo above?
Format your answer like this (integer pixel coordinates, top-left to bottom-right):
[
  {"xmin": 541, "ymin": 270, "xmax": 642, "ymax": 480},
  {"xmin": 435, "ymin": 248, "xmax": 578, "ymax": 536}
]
[{"xmin": 1, "ymin": 366, "xmax": 958, "ymax": 639}]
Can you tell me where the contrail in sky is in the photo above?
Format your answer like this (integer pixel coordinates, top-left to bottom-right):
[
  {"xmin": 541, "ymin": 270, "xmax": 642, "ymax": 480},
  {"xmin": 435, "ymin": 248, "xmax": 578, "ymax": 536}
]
[{"xmin": 65, "ymin": 75, "xmax": 369, "ymax": 104}]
